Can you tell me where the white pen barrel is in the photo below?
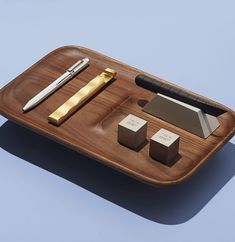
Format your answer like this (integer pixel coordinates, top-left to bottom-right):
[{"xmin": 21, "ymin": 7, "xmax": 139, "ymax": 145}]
[{"xmin": 22, "ymin": 58, "xmax": 90, "ymax": 112}]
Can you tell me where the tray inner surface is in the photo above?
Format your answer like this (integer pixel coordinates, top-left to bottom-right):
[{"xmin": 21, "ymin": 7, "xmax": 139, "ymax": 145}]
[{"xmin": 0, "ymin": 46, "xmax": 234, "ymax": 186}]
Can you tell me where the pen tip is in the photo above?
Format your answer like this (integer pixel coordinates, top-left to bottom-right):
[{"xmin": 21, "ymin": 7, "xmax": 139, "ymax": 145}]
[{"xmin": 22, "ymin": 104, "xmax": 30, "ymax": 112}]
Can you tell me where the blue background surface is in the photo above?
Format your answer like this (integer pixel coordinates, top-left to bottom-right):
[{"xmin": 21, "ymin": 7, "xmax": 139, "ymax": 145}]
[{"xmin": 0, "ymin": 1, "xmax": 234, "ymax": 241}]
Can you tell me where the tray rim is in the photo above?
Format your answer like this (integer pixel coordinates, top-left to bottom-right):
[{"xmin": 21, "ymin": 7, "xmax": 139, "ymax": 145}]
[{"xmin": 0, "ymin": 45, "xmax": 235, "ymax": 186}]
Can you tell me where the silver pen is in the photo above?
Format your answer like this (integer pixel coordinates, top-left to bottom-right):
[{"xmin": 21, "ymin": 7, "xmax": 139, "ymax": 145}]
[{"xmin": 23, "ymin": 57, "xmax": 89, "ymax": 112}]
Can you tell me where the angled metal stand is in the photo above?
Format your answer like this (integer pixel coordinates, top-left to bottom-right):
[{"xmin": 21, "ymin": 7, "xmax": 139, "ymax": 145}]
[{"xmin": 143, "ymin": 93, "xmax": 220, "ymax": 138}]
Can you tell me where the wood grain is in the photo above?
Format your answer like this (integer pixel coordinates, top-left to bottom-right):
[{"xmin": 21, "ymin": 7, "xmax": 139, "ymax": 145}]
[{"xmin": 0, "ymin": 46, "xmax": 234, "ymax": 186}]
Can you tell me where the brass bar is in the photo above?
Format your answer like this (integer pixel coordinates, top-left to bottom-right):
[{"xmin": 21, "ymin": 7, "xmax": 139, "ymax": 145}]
[{"xmin": 48, "ymin": 68, "xmax": 116, "ymax": 126}]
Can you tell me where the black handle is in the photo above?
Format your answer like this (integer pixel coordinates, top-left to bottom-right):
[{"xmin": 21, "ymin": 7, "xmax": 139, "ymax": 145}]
[{"xmin": 135, "ymin": 74, "xmax": 225, "ymax": 117}]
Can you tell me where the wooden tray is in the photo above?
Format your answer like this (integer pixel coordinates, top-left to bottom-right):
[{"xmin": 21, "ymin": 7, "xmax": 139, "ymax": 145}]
[{"xmin": 0, "ymin": 46, "xmax": 234, "ymax": 186}]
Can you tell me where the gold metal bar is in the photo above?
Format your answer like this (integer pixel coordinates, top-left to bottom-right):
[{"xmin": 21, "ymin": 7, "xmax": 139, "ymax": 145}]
[{"xmin": 48, "ymin": 68, "xmax": 116, "ymax": 126}]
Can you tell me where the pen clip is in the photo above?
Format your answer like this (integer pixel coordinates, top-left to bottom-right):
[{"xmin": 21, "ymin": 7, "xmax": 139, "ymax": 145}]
[
  {"xmin": 68, "ymin": 59, "xmax": 86, "ymax": 73},
  {"xmin": 56, "ymin": 58, "xmax": 89, "ymax": 86}
]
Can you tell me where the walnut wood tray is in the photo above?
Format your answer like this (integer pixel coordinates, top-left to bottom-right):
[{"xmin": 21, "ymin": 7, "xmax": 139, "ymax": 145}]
[{"xmin": 0, "ymin": 46, "xmax": 234, "ymax": 186}]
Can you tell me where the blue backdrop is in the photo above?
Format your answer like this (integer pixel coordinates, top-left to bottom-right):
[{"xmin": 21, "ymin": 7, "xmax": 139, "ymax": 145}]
[{"xmin": 0, "ymin": 1, "xmax": 234, "ymax": 241}]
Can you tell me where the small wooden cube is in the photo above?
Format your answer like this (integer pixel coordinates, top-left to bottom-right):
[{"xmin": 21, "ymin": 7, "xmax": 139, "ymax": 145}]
[
  {"xmin": 118, "ymin": 114, "xmax": 148, "ymax": 150},
  {"xmin": 150, "ymin": 128, "xmax": 180, "ymax": 164}
]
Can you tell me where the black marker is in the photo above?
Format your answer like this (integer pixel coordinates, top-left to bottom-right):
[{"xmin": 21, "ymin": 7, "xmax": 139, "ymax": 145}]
[{"xmin": 135, "ymin": 74, "xmax": 225, "ymax": 117}]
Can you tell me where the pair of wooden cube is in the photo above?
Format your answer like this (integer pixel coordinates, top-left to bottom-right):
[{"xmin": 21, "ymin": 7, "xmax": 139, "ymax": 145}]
[{"xmin": 118, "ymin": 114, "xmax": 180, "ymax": 165}]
